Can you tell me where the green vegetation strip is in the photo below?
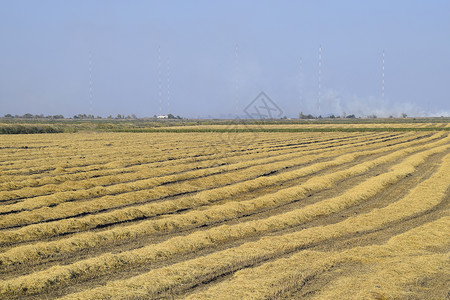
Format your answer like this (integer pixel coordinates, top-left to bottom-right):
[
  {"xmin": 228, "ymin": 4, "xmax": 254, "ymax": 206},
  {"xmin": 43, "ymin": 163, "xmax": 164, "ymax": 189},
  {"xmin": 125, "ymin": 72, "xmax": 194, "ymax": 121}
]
[
  {"xmin": 111, "ymin": 127, "xmax": 450, "ymax": 133},
  {"xmin": 1, "ymin": 119, "xmax": 449, "ymax": 134},
  {"xmin": 0, "ymin": 125, "xmax": 63, "ymax": 134}
]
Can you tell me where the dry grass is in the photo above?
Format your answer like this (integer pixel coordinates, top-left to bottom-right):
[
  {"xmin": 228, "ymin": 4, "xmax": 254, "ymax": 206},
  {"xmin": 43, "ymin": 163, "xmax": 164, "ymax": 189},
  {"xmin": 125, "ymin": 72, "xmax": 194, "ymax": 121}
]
[
  {"xmin": 0, "ymin": 133, "xmax": 442, "ymax": 256},
  {"xmin": 0, "ymin": 132, "xmax": 414, "ymax": 242},
  {"xmin": 185, "ymin": 217, "xmax": 450, "ymax": 300},
  {"xmin": 0, "ymin": 131, "xmax": 378, "ymax": 208},
  {"xmin": 63, "ymin": 151, "xmax": 450, "ymax": 300},
  {"xmin": 0, "ymin": 130, "xmax": 447, "ymax": 299},
  {"xmin": 1, "ymin": 138, "xmax": 448, "ymax": 297}
]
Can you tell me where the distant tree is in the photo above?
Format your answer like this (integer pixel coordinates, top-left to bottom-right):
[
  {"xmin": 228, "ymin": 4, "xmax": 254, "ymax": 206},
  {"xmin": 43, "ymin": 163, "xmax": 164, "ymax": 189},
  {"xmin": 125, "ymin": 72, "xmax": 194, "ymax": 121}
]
[
  {"xmin": 74, "ymin": 114, "xmax": 87, "ymax": 119},
  {"xmin": 4, "ymin": 114, "xmax": 13, "ymax": 118},
  {"xmin": 368, "ymin": 114, "xmax": 377, "ymax": 119},
  {"xmin": 329, "ymin": 114, "xmax": 335, "ymax": 119},
  {"xmin": 116, "ymin": 114, "xmax": 122, "ymax": 119},
  {"xmin": 299, "ymin": 112, "xmax": 315, "ymax": 119},
  {"xmin": 107, "ymin": 115, "xmax": 112, "ymax": 119},
  {"xmin": 342, "ymin": 112, "xmax": 347, "ymax": 118},
  {"xmin": 23, "ymin": 113, "xmax": 33, "ymax": 119},
  {"xmin": 346, "ymin": 114, "xmax": 356, "ymax": 119},
  {"xmin": 401, "ymin": 113, "xmax": 407, "ymax": 118},
  {"xmin": 176, "ymin": 115, "xmax": 182, "ymax": 119},
  {"xmin": 167, "ymin": 113, "xmax": 176, "ymax": 119},
  {"xmin": 131, "ymin": 114, "xmax": 137, "ymax": 119}
]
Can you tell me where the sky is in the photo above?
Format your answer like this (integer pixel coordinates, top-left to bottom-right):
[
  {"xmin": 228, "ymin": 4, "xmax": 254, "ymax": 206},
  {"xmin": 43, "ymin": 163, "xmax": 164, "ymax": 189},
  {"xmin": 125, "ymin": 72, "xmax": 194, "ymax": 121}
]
[{"xmin": 0, "ymin": 1, "xmax": 449, "ymax": 118}]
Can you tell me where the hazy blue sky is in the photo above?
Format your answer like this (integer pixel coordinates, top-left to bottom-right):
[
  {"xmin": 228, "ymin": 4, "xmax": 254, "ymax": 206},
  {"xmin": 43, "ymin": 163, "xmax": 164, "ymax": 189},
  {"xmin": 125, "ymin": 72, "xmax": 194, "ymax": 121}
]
[{"xmin": 1, "ymin": 1, "xmax": 449, "ymax": 118}]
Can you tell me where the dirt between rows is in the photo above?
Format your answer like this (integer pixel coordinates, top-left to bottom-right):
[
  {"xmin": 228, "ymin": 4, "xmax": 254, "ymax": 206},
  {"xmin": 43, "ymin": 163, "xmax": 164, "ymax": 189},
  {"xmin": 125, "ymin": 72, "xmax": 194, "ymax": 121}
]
[
  {"xmin": 176, "ymin": 149, "xmax": 449, "ymax": 299},
  {"xmin": 0, "ymin": 133, "xmax": 405, "ymax": 247},
  {"xmin": 278, "ymin": 205, "xmax": 449, "ymax": 300},
  {"xmin": 0, "ymin": 133, "xmax": 351, "ymax": 176},
  {"xmin": 1, "ymin": 134, "xmax": 423, "ymax": 278},
  {"xmin": 12, "ymin": 141, "xmax": 448, "ymax": 299},
  {"xmin": 1, "ymin": 132, "xmax": 383, "ymax": 207}
]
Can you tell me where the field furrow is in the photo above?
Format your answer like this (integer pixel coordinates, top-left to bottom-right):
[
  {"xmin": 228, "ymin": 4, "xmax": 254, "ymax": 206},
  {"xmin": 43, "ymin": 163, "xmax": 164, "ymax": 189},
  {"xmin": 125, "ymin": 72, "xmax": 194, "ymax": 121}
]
[
  {"xmin": 0, "ymin": 136, "xmax": 448, "ymax": 297},
  {"xmin": 56, "ymin": 150, "xmax": 450, "ymax": 300},
  {"xmin": 0, "ymin": 132, "xmax": 365, "ymax": 188},
  {"xmin": 0, "ymin": 133, "xmax": 421, "ymax": 229},
  {"xmin": 0, "ymin": 132, "xmax": 392, "ymax": 202},
  {"xmin": 0, "ymin": 128, "xmax": 447, "ymax": 299},
  {"xmin": 0, "ymin": 132, "xmax": 437, "ymax": 244}
]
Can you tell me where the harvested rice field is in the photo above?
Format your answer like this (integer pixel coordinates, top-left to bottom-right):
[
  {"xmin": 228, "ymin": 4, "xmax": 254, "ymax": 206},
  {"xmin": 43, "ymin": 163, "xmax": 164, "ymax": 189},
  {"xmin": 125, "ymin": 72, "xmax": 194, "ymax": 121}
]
[{"xmin": 0, "ymin": 129, "xmax": 449, "ymax": 299}]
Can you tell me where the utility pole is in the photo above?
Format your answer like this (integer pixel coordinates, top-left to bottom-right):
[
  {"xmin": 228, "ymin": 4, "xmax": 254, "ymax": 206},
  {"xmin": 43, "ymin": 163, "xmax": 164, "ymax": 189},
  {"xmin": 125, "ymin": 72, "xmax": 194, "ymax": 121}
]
[
  {"xmin": 158, "ymin": 46, "xmax": 162, "ymax": 116},
  {"xmin": 318, "ymin": 45, "xmax": 322, "ymax": 113},
  {"xmin": 89, "ymin": 52, "xmax": 93, "ymax": 114}
]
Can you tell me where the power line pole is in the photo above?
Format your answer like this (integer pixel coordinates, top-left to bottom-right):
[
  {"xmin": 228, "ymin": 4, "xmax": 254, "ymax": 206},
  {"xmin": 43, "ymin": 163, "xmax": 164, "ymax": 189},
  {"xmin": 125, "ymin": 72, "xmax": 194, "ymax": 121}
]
[
  {"xmin": 318, "ymin": 45, "xmax": 322, "ymax": 113},
  {"xmin": 167, "ymin": 57, "xmax": 171, "ymax": 115},
  {"xmin": 234, "ymin": 43, "xmax": 239, "ymax": 117},
  {"xmin": 382, "ymin": 50, "xmax": 385, "ymax": 104},
  {"xmin": 299, "ymin": 57, "xmax": 303, "ymax": 109},
  {"xmin": 158, "ymin": 46, "xmax": 162, "ymax": 116},
  {"xmin": 89, "ymin": 52, "xmax": 93, "ymax": 114}
]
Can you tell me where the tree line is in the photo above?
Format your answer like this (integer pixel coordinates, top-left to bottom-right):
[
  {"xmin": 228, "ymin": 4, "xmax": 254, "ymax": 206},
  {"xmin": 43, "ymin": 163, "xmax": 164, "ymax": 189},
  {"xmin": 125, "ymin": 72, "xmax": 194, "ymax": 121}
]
[{"xmin": 3, "ymin": 113, "xmax": 183, "ymax": 120}]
